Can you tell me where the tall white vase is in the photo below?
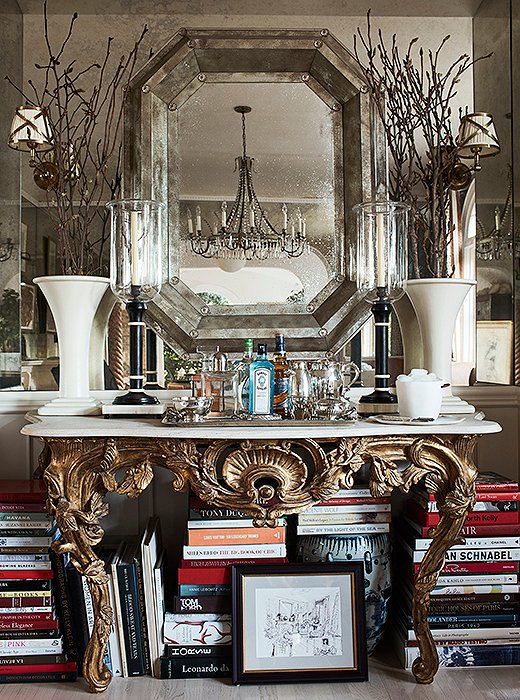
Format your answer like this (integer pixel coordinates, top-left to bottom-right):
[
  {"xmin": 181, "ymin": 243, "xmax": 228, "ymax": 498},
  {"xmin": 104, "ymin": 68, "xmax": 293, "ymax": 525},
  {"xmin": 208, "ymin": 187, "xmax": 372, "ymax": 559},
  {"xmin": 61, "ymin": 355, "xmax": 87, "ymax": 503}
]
[
  {"xmin": 34, "ymin": 276, "xmax": 110, "ymax": 415},
  {"xmin": 404, "ymin": 278, "xmax": 476, "ymax": 415}
]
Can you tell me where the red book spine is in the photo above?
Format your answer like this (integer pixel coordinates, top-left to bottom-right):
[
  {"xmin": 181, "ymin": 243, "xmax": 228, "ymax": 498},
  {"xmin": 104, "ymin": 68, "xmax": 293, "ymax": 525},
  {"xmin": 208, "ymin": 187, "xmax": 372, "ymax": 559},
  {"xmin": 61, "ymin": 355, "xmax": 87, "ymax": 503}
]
[
  {"xmin": 0, "ymin": 597, "xmax": 52, "ymax": 608},
  {"xmin": 179, "ymin": 557, "xmax": 288, "ymax": 568},
  {"xmin": 0, "ymin": 662, "xmax": 77, "ymax": 674},
  {"xmin": 418, "ymin": 491, "xmax": 520, "ymax": 502},
  {"xmin": 0, "ymin": 503, "xmax": 48, "ymax": 513},
  {"xmin": 0, "ymin": 570, "xmax": 53, "ymax": 579},
  {"xmin": 412, "ymin": 561, "xmax": 519, "ymax": 574},
  {"xmin": 317, "ymin": 496, "xmax": 390, "ymax": 506},
  {"xmin": 411, "ymin": 522, "xmax": 520, "ymax": 537},
  {"xmin": 177, "ymin": 567, "xmax": 231, "ymax": 585},
  {"xmin": 407, "ymin": 501, "xmax": 520, "ymax": 526},
  {"xmin": 0, "ymin": 481, "xmax": 47, "ymax": 503}
]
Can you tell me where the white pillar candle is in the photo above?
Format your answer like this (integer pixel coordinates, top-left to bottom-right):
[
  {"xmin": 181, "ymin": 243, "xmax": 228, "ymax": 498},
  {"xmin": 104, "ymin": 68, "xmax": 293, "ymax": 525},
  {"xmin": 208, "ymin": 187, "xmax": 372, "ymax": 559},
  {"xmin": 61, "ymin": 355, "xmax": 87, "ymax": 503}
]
[
  {"xmin": 376, "ymin": 211, "xmax": 386, "ymax": 287},
  {"xmin": 250, "ymin": 205, "xmax": 255, "ymax": 228},
  {"xmin": 221, "ymin": 201, "xmax": 227, "ymax": 228},
  {"xmin": 130, "ymin": 210, "xmax": 139, "ymax": 286},
  {"xmin": 187, "ymin": 209, "xmax": 194, "ymax": 235},
  {"xmin": 282, "ymin": 204, "xmax": 288, "ymax": 230},
  {"xmin": 196, "ymin": 206, "xmax": 202, "ymax": 232}
]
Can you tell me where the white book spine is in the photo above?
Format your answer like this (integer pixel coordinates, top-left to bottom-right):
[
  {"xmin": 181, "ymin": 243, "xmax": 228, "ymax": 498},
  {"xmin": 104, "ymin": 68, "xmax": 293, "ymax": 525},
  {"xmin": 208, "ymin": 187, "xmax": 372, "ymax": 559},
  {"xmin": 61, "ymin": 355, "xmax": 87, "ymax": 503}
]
[
  {"xmin": 435, "ymin": 574, "xmax": 517, "ymax": 586},
  {"xmin": 296, "ymin": 523, "xmax": 390, "ymax": 535},
  {"xmin": 413, "ymin": 536, "xmax": 520, "ymax": 550},
  {"xmin": 307, "ymin": 503, "xmax": 391, "ymax": 513},
  {"xmin": 432, "ymin": 584, "xmax": 520, "ymax": 595},
  {"xmin": 412, "ymin": 547, "xmax": 520, "ymax": 563},
  {"xmin": 0, "ymin": 606, "xmax": 53, "ymax": 614},
  {"xmin": 188, "ymin": 518, "xmax": 284, "ymax": 529},
  {"xmin": 0, "ymin": 537, "xmax": 52, "ymax": 547},
  {"xmin": 298, "ymin": 512, "xmax": 391, "ymax": 524},
  {"xmin": 110, "ymin": 560, "xmax": 128, "ymax": 677},
  {"xmin": 0, "ymin": 521, "xmax": 52, "ymax": 529},
  {"xmin": 0, "ymin": 639, "xmax": 63, "ymax": 652},
  {"xmin": 407, "ymin": 627, "xmax": 520, "ymax": 642},
  {"xmin": 105, "ymin": 565, "xmax": 123, "ymax": 677},
  {"xmin": 182, "ymin": 543, "xmax": 286, "ymax": 560},
  {"xmin": 83, "ymin": 576, "xmax": 112, "ymax": 673}
]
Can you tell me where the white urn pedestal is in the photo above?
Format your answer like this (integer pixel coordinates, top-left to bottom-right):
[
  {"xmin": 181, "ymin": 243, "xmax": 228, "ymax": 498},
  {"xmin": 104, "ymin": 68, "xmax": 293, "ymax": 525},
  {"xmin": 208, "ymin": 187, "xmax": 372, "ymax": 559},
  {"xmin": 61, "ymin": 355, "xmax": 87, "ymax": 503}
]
[
  {"xmin": 404, "ymin": 278, "xmax": 476, "ymax": 415},
  {"xmin": 34, "ymin": 276, "xmax": 110, "ymax": 415}
]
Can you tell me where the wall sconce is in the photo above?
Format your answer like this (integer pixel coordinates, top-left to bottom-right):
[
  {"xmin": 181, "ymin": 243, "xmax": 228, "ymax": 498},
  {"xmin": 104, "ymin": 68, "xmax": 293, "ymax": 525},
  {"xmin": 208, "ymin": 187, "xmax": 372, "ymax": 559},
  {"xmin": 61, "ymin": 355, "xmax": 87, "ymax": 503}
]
[
  {"xmin": 8, "ymin": 106, "xmax": 55, "ymax": 188},
  {"xmin": 457, "ymin": 112, "xmax": 500, "ymax": 171}
]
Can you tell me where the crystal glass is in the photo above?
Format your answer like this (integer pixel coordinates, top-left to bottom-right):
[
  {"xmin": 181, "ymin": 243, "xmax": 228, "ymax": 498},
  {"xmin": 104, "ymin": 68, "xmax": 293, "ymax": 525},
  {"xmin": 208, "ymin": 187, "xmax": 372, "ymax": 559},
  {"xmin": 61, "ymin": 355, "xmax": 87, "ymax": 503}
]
[
  {"xmin": 354, "ymin": 200, "xmax": 409, "ymax": 300},
  {"xmin": 107, "ymin": 199, "xmax": 164, "ymax": 302}
]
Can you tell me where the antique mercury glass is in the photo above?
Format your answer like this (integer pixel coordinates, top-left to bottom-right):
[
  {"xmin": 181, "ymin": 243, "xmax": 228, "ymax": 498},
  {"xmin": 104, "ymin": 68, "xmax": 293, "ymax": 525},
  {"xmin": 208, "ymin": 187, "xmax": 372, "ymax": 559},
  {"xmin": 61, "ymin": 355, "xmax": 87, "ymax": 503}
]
[{"xmin": 107, "ymin": 198, "xmax": 164, "ymax": 407}]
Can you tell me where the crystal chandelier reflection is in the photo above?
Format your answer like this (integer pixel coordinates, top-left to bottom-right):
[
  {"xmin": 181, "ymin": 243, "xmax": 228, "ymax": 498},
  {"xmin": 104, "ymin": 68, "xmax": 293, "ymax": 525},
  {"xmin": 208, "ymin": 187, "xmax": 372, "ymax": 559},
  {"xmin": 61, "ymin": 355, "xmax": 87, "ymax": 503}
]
[{"xmin": 186, "ymin": 106, "xmax": 309, "ymax": 260}]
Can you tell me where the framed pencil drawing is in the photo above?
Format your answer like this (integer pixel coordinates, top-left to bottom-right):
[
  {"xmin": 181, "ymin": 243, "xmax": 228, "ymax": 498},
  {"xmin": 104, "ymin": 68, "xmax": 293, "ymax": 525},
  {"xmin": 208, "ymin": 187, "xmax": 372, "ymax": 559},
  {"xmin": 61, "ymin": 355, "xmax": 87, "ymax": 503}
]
[
  {"xmin": 231, "ymin": 562, "xmax": 367, "ymax": 684},
  {"xmin": 476, "ymin": 320, "xmax": 513, "ymax": 384}
]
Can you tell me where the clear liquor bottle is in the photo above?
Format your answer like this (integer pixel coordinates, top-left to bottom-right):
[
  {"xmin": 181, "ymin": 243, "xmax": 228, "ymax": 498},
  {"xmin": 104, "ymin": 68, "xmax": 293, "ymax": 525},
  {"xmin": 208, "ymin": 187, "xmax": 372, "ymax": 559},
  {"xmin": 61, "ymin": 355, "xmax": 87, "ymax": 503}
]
[
  {"xmin": 248, "ymin": 343, "xmax": 274, "ymax": 416},
  {"xmin": 233, "ymin": 338, "xmax": 254, "ymax": 416},
  {"xmin": 273, "ymin": 333, "xmax": 292, "ymax": 418}
]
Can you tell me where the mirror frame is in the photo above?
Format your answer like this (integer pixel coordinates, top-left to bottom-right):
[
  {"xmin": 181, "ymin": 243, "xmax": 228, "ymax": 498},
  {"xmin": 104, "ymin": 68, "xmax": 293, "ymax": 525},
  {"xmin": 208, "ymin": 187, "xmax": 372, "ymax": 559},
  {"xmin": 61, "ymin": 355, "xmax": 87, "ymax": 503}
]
[{"xmin": 123, "ymin": 28, "xmax": 385, "ymax": 355}]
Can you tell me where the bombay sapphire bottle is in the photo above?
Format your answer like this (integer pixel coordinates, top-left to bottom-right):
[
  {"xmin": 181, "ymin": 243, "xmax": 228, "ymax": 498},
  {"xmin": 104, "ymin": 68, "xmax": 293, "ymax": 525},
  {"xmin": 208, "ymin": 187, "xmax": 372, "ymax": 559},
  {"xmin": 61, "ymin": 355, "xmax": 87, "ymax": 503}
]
[
  {"xmin": 249, "ymin": 343, "xmax": 274, "ymax": 416},
  {"xmin": 233, "ymin": 338, "xmax": 254, "ymax": 416}
]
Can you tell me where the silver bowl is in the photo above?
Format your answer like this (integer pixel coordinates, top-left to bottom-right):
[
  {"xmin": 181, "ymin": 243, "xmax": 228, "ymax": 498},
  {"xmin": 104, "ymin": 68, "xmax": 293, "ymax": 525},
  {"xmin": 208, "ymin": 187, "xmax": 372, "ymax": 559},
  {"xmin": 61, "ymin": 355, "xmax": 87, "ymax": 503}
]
[
  {"xmin": 163, "ymin": 396, "xmax": 213, "ymax": 423},
  {"xmin": 313, "ymin": 397, "xmax": 356, "ymax": 421}
]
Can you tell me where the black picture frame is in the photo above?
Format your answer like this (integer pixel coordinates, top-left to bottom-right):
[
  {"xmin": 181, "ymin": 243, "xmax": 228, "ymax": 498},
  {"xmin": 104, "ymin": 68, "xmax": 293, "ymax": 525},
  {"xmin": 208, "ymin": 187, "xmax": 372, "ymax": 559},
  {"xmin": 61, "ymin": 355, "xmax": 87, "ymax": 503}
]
[{"xmin": 231, "ymin": 562, "xmax": 368, "ymax": 685}]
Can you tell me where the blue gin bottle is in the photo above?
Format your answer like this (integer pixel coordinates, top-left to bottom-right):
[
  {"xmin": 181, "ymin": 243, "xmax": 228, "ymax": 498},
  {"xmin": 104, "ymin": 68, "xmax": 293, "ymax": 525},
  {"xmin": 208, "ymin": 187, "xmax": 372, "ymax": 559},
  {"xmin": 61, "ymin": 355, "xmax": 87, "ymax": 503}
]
[{"xmin": 249, "ymin": 343, "xmax": 274, "ymax": 416}]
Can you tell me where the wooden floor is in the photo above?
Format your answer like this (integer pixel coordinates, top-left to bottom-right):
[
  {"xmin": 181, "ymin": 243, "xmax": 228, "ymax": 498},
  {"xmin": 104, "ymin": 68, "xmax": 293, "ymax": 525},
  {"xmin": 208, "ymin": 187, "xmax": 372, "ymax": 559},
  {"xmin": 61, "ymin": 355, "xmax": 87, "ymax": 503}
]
[{"xmin": 0, "ymin": 655, "xmax": 518, "ymax": 700}]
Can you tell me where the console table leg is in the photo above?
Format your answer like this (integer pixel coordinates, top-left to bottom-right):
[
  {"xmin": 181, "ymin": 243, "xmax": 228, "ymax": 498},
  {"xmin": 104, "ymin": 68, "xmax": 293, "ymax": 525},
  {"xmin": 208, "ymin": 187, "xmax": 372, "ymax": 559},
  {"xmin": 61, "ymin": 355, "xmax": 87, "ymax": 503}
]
[
  {"xmin": 42, "ymin": 438, "xmax": 113, "ymax": 693},
  {"xmin": 408, "ymin": 437, "xmax": 478, "ymax": 684}
]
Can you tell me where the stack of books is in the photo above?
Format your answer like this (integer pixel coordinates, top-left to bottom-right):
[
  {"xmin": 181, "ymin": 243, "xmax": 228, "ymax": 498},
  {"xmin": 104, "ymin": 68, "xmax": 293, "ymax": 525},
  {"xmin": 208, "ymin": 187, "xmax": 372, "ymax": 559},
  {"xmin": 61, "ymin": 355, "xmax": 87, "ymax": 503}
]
[
  {"xmin": 71, "ymin": 517, "xmax": 166, "ymax": 680},
  {"xmin": 394, "ymin": 471, "xmax": 520, "ymax": 669},
  {"xmin": 296, "ymin": 486, "xmax": 391, "ymax": 536},
  {"xmin": 0, "ymin": 479, "xmax": 77, "ymax": 684},
  {"xmin": 159, "ymin": 492, "xmax": 288, "ymax": 680}
]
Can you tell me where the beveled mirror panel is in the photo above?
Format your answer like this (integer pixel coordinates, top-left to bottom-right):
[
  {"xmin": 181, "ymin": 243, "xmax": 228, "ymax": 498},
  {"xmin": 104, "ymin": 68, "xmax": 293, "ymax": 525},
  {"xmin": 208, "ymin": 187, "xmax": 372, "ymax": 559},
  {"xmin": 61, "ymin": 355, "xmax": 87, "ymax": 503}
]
[{"xmin": 123, "ymin": 28, "xmax": 384, "ymax": 355}]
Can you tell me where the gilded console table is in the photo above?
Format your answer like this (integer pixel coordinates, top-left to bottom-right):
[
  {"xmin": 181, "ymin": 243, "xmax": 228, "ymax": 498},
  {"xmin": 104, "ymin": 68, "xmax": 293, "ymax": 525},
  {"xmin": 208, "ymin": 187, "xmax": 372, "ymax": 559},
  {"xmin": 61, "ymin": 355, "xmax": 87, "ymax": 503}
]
[{"xmin": 22, "ymin": 413, "xmax": 500, "ymax": 693}]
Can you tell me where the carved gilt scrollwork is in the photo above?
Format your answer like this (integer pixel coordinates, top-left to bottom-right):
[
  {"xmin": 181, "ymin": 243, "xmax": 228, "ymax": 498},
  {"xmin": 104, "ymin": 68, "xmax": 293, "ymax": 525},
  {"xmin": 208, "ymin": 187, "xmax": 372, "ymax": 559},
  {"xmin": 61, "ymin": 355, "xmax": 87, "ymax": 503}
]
[{"xmin": 39, "ymin": 429, "xmax": 480, "ymax": 691}]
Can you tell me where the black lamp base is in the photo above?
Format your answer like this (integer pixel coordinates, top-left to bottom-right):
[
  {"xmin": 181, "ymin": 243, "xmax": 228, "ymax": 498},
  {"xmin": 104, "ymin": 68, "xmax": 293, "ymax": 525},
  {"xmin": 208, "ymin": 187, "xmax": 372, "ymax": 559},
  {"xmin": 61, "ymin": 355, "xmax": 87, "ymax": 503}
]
[
  {"xmin": 113, "ymin": 391, "xmax": 159, "ymax": 406},
  {"xmin": 357, "ymin": 390, "xmax": 398, "ymax": 417}
]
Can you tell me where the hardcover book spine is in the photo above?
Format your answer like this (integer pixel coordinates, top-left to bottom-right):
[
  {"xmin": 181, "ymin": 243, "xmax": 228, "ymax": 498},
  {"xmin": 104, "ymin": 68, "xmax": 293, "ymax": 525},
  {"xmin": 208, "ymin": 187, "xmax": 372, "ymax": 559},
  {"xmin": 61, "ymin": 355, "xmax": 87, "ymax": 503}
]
[
  {"xmin": 0, "ymin": 661, "xmax": 77, "ymax": 674},
  {"xmin": 302, "ymin": 503, "xmax": 391, "ymax": 513},
  {"xmin": 180, "ymin": 556, "xmax": 288, "ymax": 568},
  {"xmin": 0, "ymin": 579, "xmax": 51, "ymax": 591},
  {"xmin": 0, "ymin": 653, "xmax": 67, "ymax": 665},
  {"xmin": 159, "ymin": 656, "xmax": 231, "ymax": 679},
  {"xmin": 296, "ymin": 523, "xmax": 390, "ymax": 535},
  {"xmin": 173, "ymin": 596, "xmax": 231, "ymax": 614},
  {"xmin": 133, "ymin": 554, "xmax": 151, "ymax": 675},
  {"xmin": 186, "ymin": 526, "xmax": 285, "ymax": 546},
  {"xmin": 0, "ymin": 629, "xmax": 62, "ymax": 640},
  {"xmin": 178, "ymin": 584, "xmax": 231, "ymax": 596},
  {"xmin": 297, "ymin": 512, "xmax": 391, "ymax": 524},
  {"xmin": 0, "ymin": 596, "xmax": 52, "ymax": 607},
  {"xmin": 165, "ymin": 644, "xmax": 232, "ymax": 659},
  {"xmin": 407, "ymin": 501, "xmax": 520, "ymax": 526},
  {"xmin": 412, "ymin": 561, "xmax": 519, "ymax": 574},
  {"xmin": 116, "ymin": 562, "xmax": 145, "ymax": 676},
  {"xmin": 182, "ymin": 544, "xmax": 286, "ymax": 560},
  {"xmin": 0, "ymin": 671, "xmax": 77, "ymax": 683},
  {"xmin": 403, "ymin": 643, "xmax": 520, "ymax": 669},
  {"xmin": 49, "ymin": 550, "xmax": 78, "ymax": 662}
]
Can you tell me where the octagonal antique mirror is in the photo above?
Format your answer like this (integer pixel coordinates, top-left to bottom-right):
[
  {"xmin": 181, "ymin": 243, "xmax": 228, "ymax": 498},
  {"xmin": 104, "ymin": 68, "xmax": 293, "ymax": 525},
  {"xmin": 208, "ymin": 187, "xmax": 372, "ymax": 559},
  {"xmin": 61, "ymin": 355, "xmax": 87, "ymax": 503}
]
[{"xmin": 123, "ymin": 28, "xmax": 385, "ymax": 355}]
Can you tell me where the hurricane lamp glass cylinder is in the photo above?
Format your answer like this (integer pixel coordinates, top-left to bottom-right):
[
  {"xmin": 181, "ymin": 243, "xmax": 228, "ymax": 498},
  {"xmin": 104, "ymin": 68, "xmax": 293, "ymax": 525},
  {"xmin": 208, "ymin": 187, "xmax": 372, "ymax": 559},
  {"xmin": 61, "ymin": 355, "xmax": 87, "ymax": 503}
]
[
  {"xmin": 354, "ymin": 200, "xmax": 409, "ymax": 416},
  {"xmin": 354, "ymin": 200, "xmax": 409, "ymax": 300},
  {"xmin": 107, "ymin": 198, "xmax": 164, "ymax": 407}
]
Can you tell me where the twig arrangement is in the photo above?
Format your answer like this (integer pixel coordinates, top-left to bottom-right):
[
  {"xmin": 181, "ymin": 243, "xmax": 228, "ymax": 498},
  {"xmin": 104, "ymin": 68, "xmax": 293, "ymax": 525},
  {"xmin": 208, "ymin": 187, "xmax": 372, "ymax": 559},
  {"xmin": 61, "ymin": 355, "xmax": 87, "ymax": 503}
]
[
  {"xmin": 353, "ymin": 13, "xmax": 490, "ymax": 278},
  {"xmin": 6, "ymin": 2, "xmax": 147, "ymax": 275}
]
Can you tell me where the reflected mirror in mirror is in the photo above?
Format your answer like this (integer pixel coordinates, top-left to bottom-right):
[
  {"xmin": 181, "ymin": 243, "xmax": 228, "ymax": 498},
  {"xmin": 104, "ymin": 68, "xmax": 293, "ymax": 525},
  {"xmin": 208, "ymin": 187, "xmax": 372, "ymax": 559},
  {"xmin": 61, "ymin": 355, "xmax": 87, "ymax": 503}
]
[{"xmin": 177, "ymin": 83, "xmax": 335, "ymax": 306}]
